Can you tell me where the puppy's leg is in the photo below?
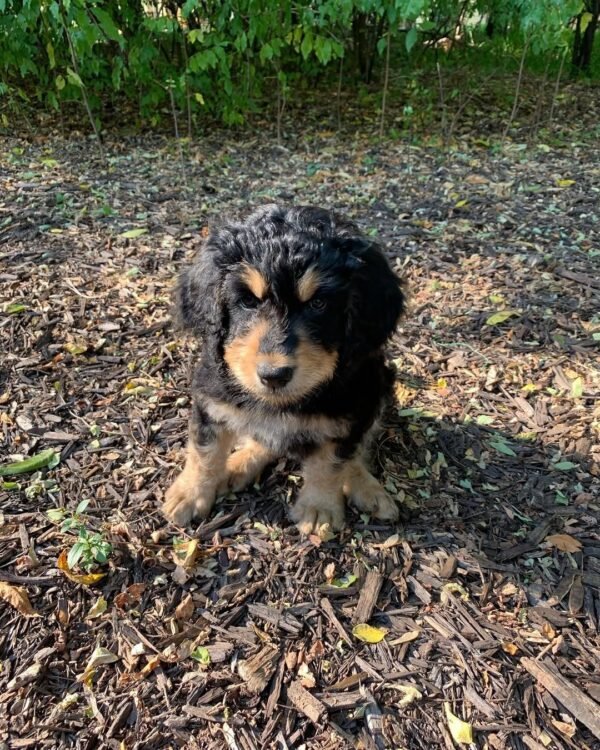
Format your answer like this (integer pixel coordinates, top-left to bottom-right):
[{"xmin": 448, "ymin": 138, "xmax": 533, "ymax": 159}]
[
  {"xmin": 217, "ymin": 437, "xmax": 275, "ymax": 495},
  {"xmin": 163, "ymin": 403, "xmax": 234, "ymax": 526},
  {"xmin": 343, "ymin": 455, "xmax": 399, "ymax": 521},
  {"xmin": 291, "ymin": 443, "xmax": 346, "ymax": 534}
]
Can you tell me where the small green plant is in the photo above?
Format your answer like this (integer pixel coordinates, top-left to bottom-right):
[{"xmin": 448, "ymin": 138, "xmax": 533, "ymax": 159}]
[{"xmin": 47, "ymin": 500, "xmax": 112, "ymax": 572}]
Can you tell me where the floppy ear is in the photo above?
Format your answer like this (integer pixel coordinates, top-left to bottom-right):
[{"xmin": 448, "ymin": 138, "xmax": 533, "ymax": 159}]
[
  {"xmin": 344, "ymin": 240, "xmax": 404, "ymax": 359},
  {"xmin": 174, "ymin": 244, "xmax": 225, "ymax": 342}
]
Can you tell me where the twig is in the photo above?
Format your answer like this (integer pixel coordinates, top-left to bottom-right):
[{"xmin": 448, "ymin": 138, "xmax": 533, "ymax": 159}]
[
  {"xmin": 336, "ymin": 55, "xmax": 344, "ymax": 130},
  {"xmin": 168, "ymin": 85, "xmax": 188, "ymax": 187},
  {"xmin": 436, "ymin": 61, "xmax": 448, "ymax": 146}
]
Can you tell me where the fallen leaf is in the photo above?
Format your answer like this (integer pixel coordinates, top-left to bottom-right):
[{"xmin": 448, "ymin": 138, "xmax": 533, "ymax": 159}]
[
  {"xmin": 485, "ymin": 310, "xmax": 519, "ymax": 326},
  {"xmin": 390, "ymin": 684, "xmax": 423, "ymax": 707},
  {"xmin": 441, "ymin": 582, "xmax": 470, "ymax": 603},
  {"xmin": 323, "ymin": 562, "xmax": 336, "ymax": 582},
  {"xmin": 352, "ymin": 624, "xmax": 387, "ymax": 643},
  {"xmin": 545, "ymin": 533, "xmax": 582, "ymax": 553},
  {"xmin": 63, "ymin": 342, "xmax": 88, "ymax": 355},
  {"xmin": 502, "ymin": 642, "xmax": 520, "ymax": 655},
  {"xmin": 79, "ymin": 645, "xmax": 119, "ymax": 681},
  {"xmin": 120, "ymin": 227, "xmax": 148, "ymax": 239},
  {"xmin": 556, "ymin": 179, "xmax": 575, "ymax": 187},
  {"xmin": 191, "ymin": 647, "xmax": 211, "ymax": 665},
  {"xmin": 551, "ymin": 719, "xmax": 576, "ymax": 738},
  {"xmin": 0, "ymin": 448, "xmax": 59, "ymax": 477},
  {"xmin": 444, "ymin": 703, "xmax": 473, "ymax": 744},
  {"xmin": 476, "ymin": 415, "xmax": 494, "ymax": 426},
  {"xmin": 571, "ymin": 377, "xmax": 583, "ymax": 398},
  {"xmin": 330, "ymin": 573, "xmax": 358, "ymax": 588},
  {"xmin": 175, "ymin": 593, "xmax": 195, "ymax": 621},
  {"xmin": 57, "ymin": 549, "xmax": 106, "ymax": 585},
  {"xmin": 7, "ymin": 662, "xmax": 43, "ymax": 690},
  {"xmin": 0, "ymin": 581, "xmax": 39, "ymax": 617},
  {"xmin": 86, "ymin": 596, "xmax": 108, "ymax": 619},
  {"xmin": 541, "ymin": 622, "xmax": 557, "ymax": 641},
  {"xmin": 172, "ymin": 538, "xmax": 200, "ymax": 569},
  {"xmin": 389, "ymin": 629, "xmax": 420, "ymax": 645},
  {"xmin": 552, "ymin": 461, "xmax": 578, "ymax": 471}
]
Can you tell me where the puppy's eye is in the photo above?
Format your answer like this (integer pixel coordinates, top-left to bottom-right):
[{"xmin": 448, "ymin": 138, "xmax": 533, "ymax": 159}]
[
  {"xmin": 239, "ymin": 290, "xmax": 260, "ymax": 309},
  {"xmin": 309, "ymin": 297, "xmax": 327, "ymax": 313}
]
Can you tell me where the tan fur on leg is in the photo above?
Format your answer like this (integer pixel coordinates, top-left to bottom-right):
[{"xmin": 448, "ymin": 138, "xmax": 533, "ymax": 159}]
[
  {"xmin": 217, "ymin": 437, "xmax": 274, "ymax": 495},
  {"xmin": 343, "ymin": 457, "xmax": 399, "ymax": 521},
  {"xmin": 291, "ymin": 443, "xmax": 346, "ymax": 534},
  {"xmin": 163, "ymin": 429, "xmax": 234, "ymax": 526}
]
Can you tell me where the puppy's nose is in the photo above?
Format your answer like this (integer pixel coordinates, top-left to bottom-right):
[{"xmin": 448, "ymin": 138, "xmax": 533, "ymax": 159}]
[{"xmin": 257, "ymin": 363, "xmax": 294, "ymax": 389}]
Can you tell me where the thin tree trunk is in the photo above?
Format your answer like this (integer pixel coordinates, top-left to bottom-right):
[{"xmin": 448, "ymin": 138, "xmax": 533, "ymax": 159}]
[
  {"xmin": 379, "ymin": 29, "xmax": 391, "ymax": 137},
  {"xmin": 548, "ymin": 52, "xmax": 565, "ymax": 123},
  {"xmin": 502, "ymin": 37, "xmax": 529, "ymax": 143},
  {"xmin": 436, "ymin": 61, "xmax": 447, "ymax": 146},
  {"xmin": 61, "ymin": 9, "xmax": 104, "ymax": 160},
  {"xmin": 336, "ymin": 55, "xmax": 344, "ymax": 130}
]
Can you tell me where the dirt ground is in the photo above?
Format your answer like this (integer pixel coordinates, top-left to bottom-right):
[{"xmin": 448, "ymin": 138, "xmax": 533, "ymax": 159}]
[{"xmin": 1, "ymin": 121, "xmax": 599, "ymax": 750}]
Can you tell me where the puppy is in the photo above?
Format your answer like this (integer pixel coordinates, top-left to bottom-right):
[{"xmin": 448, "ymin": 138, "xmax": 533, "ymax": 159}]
[{"xmin": 163, "ymin": 205, "xmax": 405, "ymax": 533}]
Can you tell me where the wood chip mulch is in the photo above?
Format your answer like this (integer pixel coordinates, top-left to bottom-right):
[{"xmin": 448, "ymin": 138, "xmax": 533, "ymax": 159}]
[{"xmin": 1, "ymin": 123, "xmax": 599, "ymax": 749}]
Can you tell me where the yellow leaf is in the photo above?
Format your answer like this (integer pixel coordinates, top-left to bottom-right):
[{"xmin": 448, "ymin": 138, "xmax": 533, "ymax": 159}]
[
  {"xmin": 521, "ymin": 383, "xmax": 538, "ymax": 393},
  {"xmin": 441, "ymin": 582, "xmax": 469, "ymax": 603},
  {"xmin": 436, "ymin": 377, "xmax": 448, "ymax": 390},
  {"xmin": 57, "ymin": 549, "xmax": 106, "ymax": 585},
  {"xmin": 86, "ymin": 596, "xmax": 108, "ymax": 619},
  {"xmin": 454, "ymin": 199, "xmax": 469, "ymax": 208},
  {"xmin": 172, "ymin": 538, "xmax": 200, "ymax": 569},
  {"xmin": 502, "ymin": 642, "xmax": 520, "ymax": 656},
  {"xmin": 79, "ymin": 645, "xmax": 119, "ymax": 682},
  {"xmin": 63, "ymin": 342, "xmax": 88, "ymax": 355},
  {"xmin": 352, "ymin": 624, "xmax": 387, "ymax": 643},
  {"xmin": 556, "ymin": 179, "xmax": 575, "ymax": 187},
  {"xmin": 489, "ymin": 293, "xmax": 505, "ymax": 304},
  {"xmin": 445, "ymin": 703, "xmax": 473, "ymax": 744},
  {"xmin": 0, "ymin": 581, "xmax": 39, "ymax": 617},
  {"xmin": 545, "ymin": 533, "xmax": 582, "ymax": 553},
  {"xmin": 390, "ymin": 684, "xmax": 423, "ymax": 706},
  {"xmin": 485, "ymin": 310, "xmax": 519, "ymax": 326}
]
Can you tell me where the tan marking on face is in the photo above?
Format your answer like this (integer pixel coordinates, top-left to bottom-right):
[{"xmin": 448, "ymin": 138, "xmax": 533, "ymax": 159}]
[
  {"xmin": 240, "ymin": 264, "xmax": 269, "ymax": 300},
  {"xmin": 297, "ymin": 267, "xmax": 322, "ymax": 302},
  {"xmin": 224, "ymin": 318, "xmax": 338, "ymax": 404}
]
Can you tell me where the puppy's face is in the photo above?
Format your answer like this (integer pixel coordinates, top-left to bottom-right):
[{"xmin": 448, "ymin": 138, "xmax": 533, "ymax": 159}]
[
  {"xmin": 176, "ymin": 206, "xmax": 404, "ymax": 406},
  {"xmin": 223, "ymin": 260, "xmax": 345, "ymax": 404}
]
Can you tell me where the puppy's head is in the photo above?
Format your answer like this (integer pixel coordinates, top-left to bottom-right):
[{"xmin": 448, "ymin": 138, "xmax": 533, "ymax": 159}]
[{"xmin": 177, "ymin": 205, "xmax": 404, "ymax": 405}]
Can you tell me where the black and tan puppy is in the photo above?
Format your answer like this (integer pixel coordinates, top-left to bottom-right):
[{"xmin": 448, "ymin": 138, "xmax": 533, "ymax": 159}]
[{"xmin": 163, "ymin": 205, "xmax": 405, "ymax": 533}]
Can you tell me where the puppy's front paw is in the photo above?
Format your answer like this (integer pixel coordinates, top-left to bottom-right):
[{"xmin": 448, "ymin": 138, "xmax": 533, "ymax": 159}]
[
  {"xmin": 217, "ymin": 446, "xmax": 264, "ymax": 495},
  {"xmin": 290, "ymin": 491, "xmax": 346, "ymax": 535},
  {"xmin": 344, "ymin": 469, "xmax": 399, "ymax": 521},
  {"xmin": 163, "ymin": 475, "xmax": 215, "ymax": 527}
]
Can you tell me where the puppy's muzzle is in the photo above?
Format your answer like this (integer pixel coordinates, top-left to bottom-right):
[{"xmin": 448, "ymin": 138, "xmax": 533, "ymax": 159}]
[{"xmin": 257, "ymin": 362, "xmax": 295, "ymax": 390}]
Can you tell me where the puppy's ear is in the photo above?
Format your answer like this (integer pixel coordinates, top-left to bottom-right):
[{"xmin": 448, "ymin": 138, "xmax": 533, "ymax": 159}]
[
  {"xmin": 344, "ymin": 239, "xmax": 404, "ymax": 358},
  {"xmin": 174, "ymin": 246, "xmax": 225, "ymax": 340}
]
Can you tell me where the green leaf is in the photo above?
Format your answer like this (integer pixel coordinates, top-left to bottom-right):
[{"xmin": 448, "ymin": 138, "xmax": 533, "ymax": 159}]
[
  {"xmin": 120, "ymin": 228, "xmax": 148, "ymax": 239},
  {"xmin": 55, "ymin": 75, "xmax": 66, "ymax": 91},
  {"xmin": 571, "ymin": 377, "xmax": 583, "ymax": 399},
  {"xmin": 330, "ymin": 573, "xmax": 358, "ymax": 589},
  {"xmin": 6, "ymin": 303, "xmax": 26, "ymax": 314},
  {"xmin": 66, "ymin": 68, "xmax": 84, "ymax": 88},
  {"xmin": 405, "ymin": 27, "xmax": 418, "ymax": 53},
  {"xmin": 552, "ymin": 461, "xmax": 577, "ymax": 471},
  {"xmin": 485, "ymin": 310, "xmax": 519, "ymax": 326},
  {"xmin": 0, "ymin": 449, "xmax": 59, "ymax": 477},
  {"xmin": 75, "ymin": 499, "xmax": 90, "ymax": 516},
  {"xmin": 476, "ymin": 415, "xmax": 494, "ymax": 426},
  {"xmin": 191, "ymin": 647, "xmax": 211, "ymax": 664},
  {"xmin": 67, "ymin": 542, "xmax": 85, "ymax": 570},
  {"xmin": 47, "ymin": 508, "xmax": 66, "ymax": 523},
  {"xmin": 489, "ymin": 440, "xmax": 516, "ymax": 457},
  {"xmin": 92, "ymin": 7, "xmax": 124, "ymax": 47}
]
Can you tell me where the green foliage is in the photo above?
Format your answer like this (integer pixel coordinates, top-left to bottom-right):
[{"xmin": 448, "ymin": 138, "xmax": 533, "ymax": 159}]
[
  {"xmin": 0, "ymin": 0, "xmax": 596, "ymax": 129},
  {"xmin": 47, "ymin": 499, "xmax": 113, "ymax": 572}
]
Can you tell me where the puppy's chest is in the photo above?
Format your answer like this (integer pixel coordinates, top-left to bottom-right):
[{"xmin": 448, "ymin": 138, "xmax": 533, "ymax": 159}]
[{"xmin": 205, "ymin": 399, "xmax": 349, "ymax": 454}]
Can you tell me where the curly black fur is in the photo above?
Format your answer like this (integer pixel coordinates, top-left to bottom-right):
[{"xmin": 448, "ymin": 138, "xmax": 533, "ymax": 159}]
[{"xmin": 177, "ymin": 204, "xmax": 404, "ymax": 458}]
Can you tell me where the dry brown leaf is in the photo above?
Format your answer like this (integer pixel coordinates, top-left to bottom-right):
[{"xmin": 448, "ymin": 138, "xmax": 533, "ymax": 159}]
[
  {"xmin": 175, "ymin": 593, "xmax": 195, "ymax": 621},
  {"xmin": 545, "ymin": 533, "xmax": 582, "ymax": 553},
  {"xmin": 57, "ymin": 550, "xmax": 106, "ymax": 585},
  {"xmin": 0, "ymin": 581, "xmax": 39, "ymax": 617},
  {"xmin": 502, "ymin": 642, "xmax": 520, "ymax": 656},
  {"xmin": 390, "ymin": 629, "xmax": 421, "ymax": 645},
  {"xmin": 551, "ymin": 719, "xmax": 576, "ymax": 738}
]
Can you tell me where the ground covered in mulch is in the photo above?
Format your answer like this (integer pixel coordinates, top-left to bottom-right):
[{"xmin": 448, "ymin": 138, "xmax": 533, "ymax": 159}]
[{"xmin": 1, "ymin": 112, "xmax": 599, "ymax": 750}]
